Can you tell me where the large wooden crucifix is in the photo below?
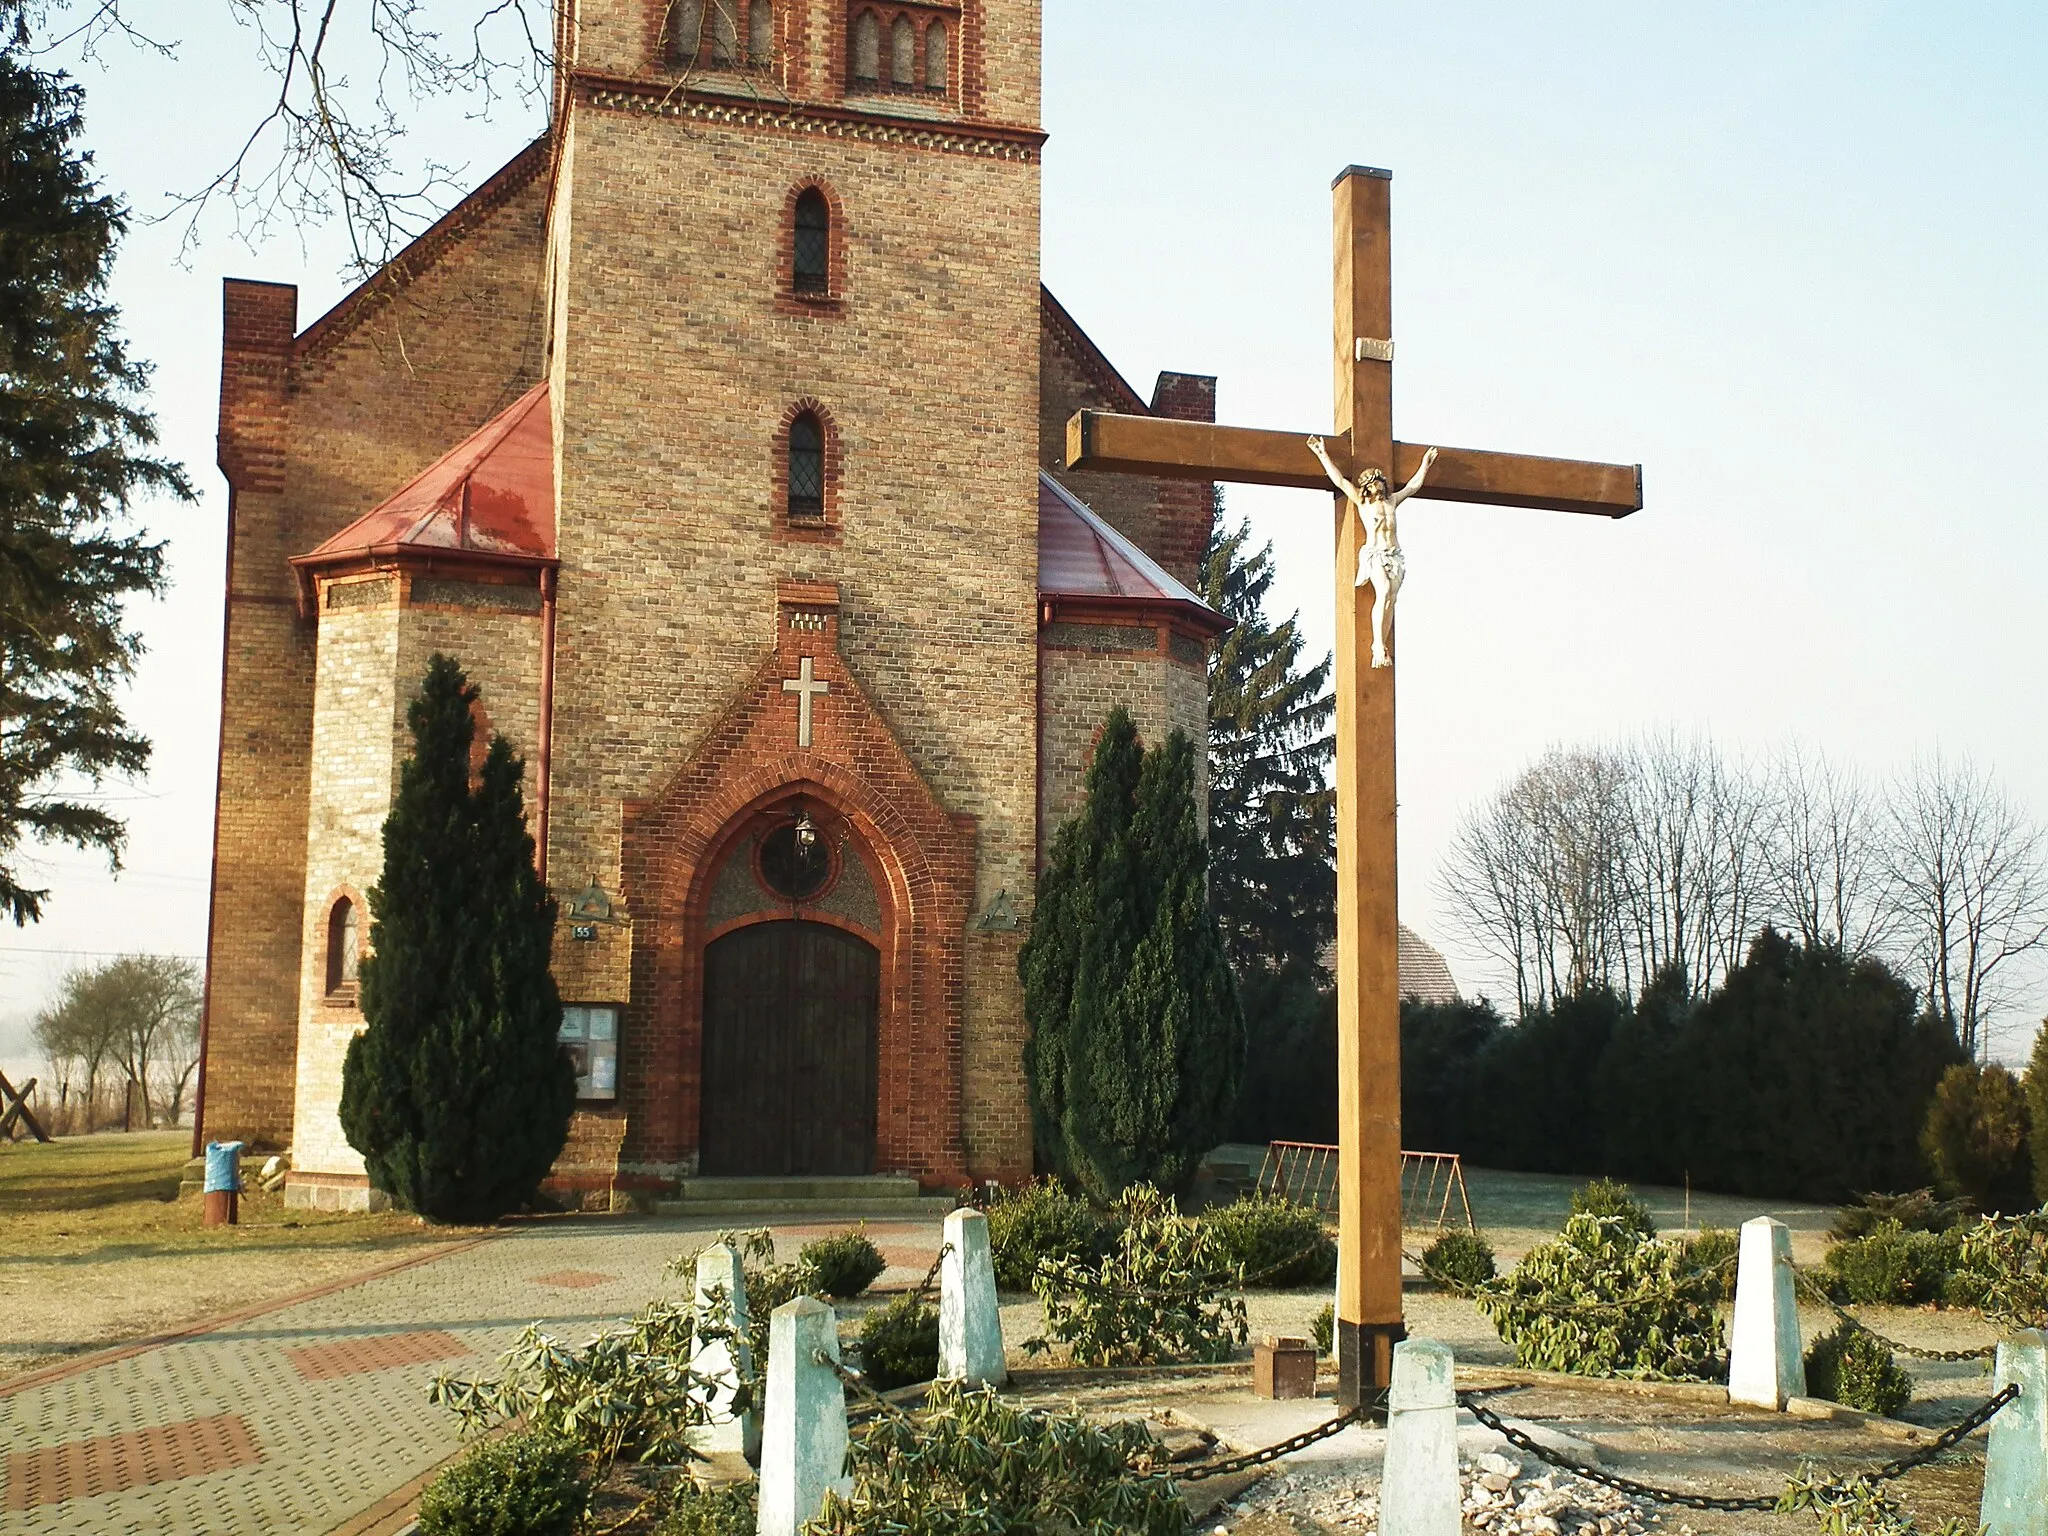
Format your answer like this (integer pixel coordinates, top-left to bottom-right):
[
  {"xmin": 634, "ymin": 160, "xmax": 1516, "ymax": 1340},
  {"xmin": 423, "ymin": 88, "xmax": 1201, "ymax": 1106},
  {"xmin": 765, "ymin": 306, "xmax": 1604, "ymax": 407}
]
[{"xmin": 1067, "ymin": 165, "xmax": 1642, "ymax": 1405}]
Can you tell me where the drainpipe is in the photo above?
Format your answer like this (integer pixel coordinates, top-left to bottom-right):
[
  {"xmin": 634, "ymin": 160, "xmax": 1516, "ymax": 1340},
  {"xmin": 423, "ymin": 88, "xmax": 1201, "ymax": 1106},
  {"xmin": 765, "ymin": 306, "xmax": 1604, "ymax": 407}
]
[{"xmin": 536, "ymin": 564, "xmax": 558, "ymax": 883}]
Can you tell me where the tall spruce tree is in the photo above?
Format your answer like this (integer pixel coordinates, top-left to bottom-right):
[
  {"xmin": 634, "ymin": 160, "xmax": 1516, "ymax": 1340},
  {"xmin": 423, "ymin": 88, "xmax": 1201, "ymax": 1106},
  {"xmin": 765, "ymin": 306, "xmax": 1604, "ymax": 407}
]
[
  {"xmin": 0, "ymin": 26, "xmax": 188, "ymax": 923},
  {"xmin": 339, "ymin": 654, "xmax": 575, "ymax": 1223},
  {"xmin": 1201, "ymin": 509, "xmax": 1334, "ymax": 975}
]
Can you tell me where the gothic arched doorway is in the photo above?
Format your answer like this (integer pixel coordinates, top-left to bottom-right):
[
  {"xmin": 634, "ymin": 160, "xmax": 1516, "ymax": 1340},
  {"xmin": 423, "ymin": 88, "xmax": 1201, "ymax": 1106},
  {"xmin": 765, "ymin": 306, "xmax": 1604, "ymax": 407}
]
[{"xmin": 699, "ymin": 919, "xmax": 880, "ymax": 1176}]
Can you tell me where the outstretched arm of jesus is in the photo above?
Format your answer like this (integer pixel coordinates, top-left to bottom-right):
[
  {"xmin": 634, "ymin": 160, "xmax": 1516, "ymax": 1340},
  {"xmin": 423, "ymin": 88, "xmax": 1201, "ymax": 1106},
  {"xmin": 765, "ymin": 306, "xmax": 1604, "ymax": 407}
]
[
  {"xmin": 1306, "ymin": 436, "xmax": 1358, "ymax": 502},
  {"xmin": 1390, "ymin": 445, "xmax": 1440, "ymax": 506}
]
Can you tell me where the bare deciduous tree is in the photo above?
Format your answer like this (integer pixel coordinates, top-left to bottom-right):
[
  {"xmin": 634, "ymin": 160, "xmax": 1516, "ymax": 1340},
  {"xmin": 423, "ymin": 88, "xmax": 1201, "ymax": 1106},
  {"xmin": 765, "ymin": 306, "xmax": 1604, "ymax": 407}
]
[
  {"xmin": 1884, "ymin": 753, "xmax": 2048, "ymax": 1059},
  {"xmin": 1762, "ymin": 745, "xmax": 1891, "ymax": 957},
  {"xmin": 31, "ymin": 953, "xmax": 203, "ymax": 1127}
]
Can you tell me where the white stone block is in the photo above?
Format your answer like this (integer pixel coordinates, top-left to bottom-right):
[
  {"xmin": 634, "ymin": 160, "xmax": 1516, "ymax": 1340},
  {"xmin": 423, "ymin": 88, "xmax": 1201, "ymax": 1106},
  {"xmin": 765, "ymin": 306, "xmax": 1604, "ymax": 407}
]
[
  {"xmin": 1381, "ymin": 1336, "xmax": 1459, "ymax": 1536},
  {"xmin": 939, "ymin": 1208, "xmax": 1006, "ymax": 1387},
  {"xmin": 1728, "ymin": 1216, "xmax": 1804, "ymax": 1409},
  {"xmin": 690, "ymin": 1241, "xmax": 760, "ymax": 1460},
  {"xmin": 1981, "ymin": 1329, "xmax": 2048, "ymax": 1536},
  {"xmin": 756, "ymin": 1296, "xmax": 851, "ymax": 1536}
]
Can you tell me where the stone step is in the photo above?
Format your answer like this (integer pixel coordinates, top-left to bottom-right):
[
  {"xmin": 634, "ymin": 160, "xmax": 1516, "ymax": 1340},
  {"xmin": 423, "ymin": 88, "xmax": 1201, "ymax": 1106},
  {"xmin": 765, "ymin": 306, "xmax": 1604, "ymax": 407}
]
[
  {"xmin": 652, "ymin": 1195, "xmax": 956, "ymax": 1219},
  {"xmin": 675, "ymin": 1175, "xmax": 922, "ymax": 1202}
]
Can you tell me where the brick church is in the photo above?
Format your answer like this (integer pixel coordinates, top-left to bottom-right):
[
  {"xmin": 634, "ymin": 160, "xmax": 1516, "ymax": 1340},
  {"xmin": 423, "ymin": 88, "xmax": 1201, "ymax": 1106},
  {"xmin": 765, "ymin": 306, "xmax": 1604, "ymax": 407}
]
[{"xmin": 194, "ymin": 0, "xmax": 1241, "ymax": 1208}]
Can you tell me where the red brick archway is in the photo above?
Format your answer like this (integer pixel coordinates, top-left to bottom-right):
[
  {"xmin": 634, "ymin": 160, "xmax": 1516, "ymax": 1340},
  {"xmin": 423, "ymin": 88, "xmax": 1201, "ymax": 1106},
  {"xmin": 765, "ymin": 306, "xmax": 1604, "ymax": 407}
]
[{"xmin": 617, "ymin": 583, "xmax": 976, "ymax": 1185}]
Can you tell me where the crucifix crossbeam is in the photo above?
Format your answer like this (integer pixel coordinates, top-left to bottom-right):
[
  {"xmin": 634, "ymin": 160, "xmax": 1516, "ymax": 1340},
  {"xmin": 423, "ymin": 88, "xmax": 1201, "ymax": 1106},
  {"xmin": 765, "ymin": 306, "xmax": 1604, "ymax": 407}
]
[{"xmin": 1065, "ymin": 164, "xmax": 1641, "ymax": 1405}]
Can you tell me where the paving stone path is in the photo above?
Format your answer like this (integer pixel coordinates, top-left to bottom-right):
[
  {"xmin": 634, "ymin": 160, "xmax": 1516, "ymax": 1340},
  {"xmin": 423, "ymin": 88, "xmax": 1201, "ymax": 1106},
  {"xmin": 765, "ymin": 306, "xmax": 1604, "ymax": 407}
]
[{"xmin": 0, "ymin": 1215, "xmax": 945, "ymax": 1536}]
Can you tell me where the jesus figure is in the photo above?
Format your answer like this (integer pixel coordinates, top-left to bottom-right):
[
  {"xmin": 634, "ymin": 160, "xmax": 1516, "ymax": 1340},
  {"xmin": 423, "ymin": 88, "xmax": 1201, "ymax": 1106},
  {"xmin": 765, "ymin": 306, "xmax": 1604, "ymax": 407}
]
[{"xmin": 1307, "ymin": 437, "xmax": 1439, "ymax": 669}]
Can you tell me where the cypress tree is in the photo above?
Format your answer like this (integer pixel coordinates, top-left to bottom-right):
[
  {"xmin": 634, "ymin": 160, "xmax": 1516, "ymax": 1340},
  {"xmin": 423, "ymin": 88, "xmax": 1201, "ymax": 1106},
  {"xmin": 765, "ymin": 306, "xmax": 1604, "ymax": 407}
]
[
  {"xmin": 1019, "ymin": 709, "xmax": 1144, "ymax": 1178},
  {"xmin": 1064, "ymin": 729, "xmax": 1245, "ymax": 1198},
  {"xmin": 2027, "ymin": 1021, "xmax": 2048, "ymax": 1206},
  {"xmin": 339, "ymin": 654, "xmax": 575, "ymax": 1223},
  {"xmin": 0, "ymin": 29, "xmax": 189, "ymax": 923}
]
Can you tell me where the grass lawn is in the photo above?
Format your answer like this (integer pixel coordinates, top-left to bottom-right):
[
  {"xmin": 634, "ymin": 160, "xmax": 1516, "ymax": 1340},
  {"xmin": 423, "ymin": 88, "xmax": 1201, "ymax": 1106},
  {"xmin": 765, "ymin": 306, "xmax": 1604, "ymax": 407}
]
[{"xmin": 0, "ymin": 1129, "xmax": 475, "ymax": 1380}]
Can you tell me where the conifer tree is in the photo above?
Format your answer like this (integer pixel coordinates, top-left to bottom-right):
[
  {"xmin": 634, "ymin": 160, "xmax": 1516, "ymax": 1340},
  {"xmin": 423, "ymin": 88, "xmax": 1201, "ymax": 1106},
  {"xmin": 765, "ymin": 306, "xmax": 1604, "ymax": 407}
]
[
  {"xmin": 1201, "ymin": 510, "xmax": 1334, "ymax": 975},
  {"xmin": 339, "ymin": 654, "xmax": 575, "ymax": 1223},
  {"xmin": 2028, "ymin": 1021, "xmax": 2048, "ymax": 1205},
  {"xmin": 1065, "ymin": 730, "xmax": 1245, "ymax": 1197},
  {"xmin": 0, "ymin": 27, "xmax": 188, "ymax": 923}
]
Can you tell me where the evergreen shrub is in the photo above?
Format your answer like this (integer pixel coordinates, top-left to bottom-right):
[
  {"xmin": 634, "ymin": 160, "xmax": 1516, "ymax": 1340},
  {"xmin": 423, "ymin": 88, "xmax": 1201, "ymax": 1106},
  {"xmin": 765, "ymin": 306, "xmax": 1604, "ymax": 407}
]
[
  {"xmin": 813, "ymin": 1382, "xmax": 1189, "ymax": 1536},
  {"xmin": 800, "ymin": 1227, "xmax": 887, "ymax": 1299},
  {"xmin": 338, "ymin": 655, "xmax": 575, "ymax": 1222},
  {"xmin": 1570, "ymin": 1177, "xmax": 1657, "ymax": 1237},
  {"xmin": 657, "ymin": 1482, "xmax": 756, "ymax": 1536},
  {"xmin": 1310, "ymin": 1302, "xmax": 1334, "ymax": 1356},
  {"xmin": 1420, "ymin": 1231, "xmax": 1497, "ymax": 1292},
  {"xmin": 984, "ymin": 1178, "xmax": 1114, "ymax": 1290},
  {"xmin": 1199, "ymin": 1195, "xmax": 1336, "ymax": 1287},
  {"xmin": 415, "ymin": 1431, "xmax": 591, "ymax": 1536},
  {"xmin": 2028, "ymin": 1022, "xmax": 2048, "ymax": 1206},
  {"xmin": 1830, "ymin": 1189, "xmax": 1973, "ymax": 1242},
  {"xmin": 1476, "ymin": 1214, "xmax": 1724, "ymax": 1380},
  {"xmin": 857, "ymin": 1294, "xmax": 940, "ymax": 1390},
  {"xmin": 1922, "ymin": 1062, "xmax": 2037, "ymax": 1216},
  {"xmin": 1946, "ymin": 1213, "xmax": 2048, "ymax": 1328},
  {"xmin": 1678, "ymin": 1228, "xmax": 1740, "ymax": 1302},
  {"xmin": 1819, "ymin": 1220, "xmax": 1960, "ymax": 1307},
  {"xmin": 1803, "ymin": 1322, "xmax": 1912, "ymax": 1418},
  {"xmin": 1027, "ymin": 1185, "xmax": 1247, "ymax": 1367}
]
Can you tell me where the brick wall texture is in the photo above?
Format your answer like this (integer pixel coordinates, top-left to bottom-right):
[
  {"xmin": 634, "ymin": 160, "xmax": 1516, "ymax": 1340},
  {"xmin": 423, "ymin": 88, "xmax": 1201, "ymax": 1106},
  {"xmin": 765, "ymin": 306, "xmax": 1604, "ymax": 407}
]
[{"xmin": 203, "ymin": 0, "xmax": 1218, "ymax": 1190}]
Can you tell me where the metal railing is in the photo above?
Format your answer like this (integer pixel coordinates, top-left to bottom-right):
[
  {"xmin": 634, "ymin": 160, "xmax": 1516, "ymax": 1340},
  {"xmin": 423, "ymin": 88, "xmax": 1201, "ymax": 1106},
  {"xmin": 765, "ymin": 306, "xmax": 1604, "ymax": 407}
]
[{"xmin": 1257, "ymin": 1141, "xmax": 1476, "ymax": 1233}]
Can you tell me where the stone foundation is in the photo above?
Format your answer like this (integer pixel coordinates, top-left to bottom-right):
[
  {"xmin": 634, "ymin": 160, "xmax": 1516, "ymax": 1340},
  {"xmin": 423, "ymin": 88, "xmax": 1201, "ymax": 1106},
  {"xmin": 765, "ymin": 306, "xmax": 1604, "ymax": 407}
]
[{"xmin": 283, "ymin": 1173, "xmax": 391, "ymax": 1214}]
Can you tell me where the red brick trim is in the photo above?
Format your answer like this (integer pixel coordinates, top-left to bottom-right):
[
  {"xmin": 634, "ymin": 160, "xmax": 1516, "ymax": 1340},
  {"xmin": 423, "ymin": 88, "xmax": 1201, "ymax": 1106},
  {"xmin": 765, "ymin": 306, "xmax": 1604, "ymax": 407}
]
[
  {"xmin": 958, "ymin": 0, "xmax": 985, "ymax": 118},
  {"xmin": 772, "ymin": 396, "xmax": 843, "ymax": 542},
  {"xmin": 292, "ymin": 137, "xmax": 552, "ymax": 367},
  {"xmin": 318, "ymin": 886, "xmax": 368, "ymax": 1009},
  {"xmin": 775, "ymin": 177, "xmax": 848, "ymax": 317},
  {"xmin": 618, "ymin": 595, "xmax": 976, "ymax": 1182},
  {"xmin": 1040, "ymin": 286, "xmax": 1149, "ymax": 415}
]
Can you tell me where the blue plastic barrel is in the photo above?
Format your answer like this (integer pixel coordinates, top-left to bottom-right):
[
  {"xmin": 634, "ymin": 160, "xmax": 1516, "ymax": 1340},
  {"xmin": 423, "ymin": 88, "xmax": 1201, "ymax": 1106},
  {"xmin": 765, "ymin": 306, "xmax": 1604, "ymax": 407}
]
[{"xmin": 203, "ymin": 1140, "xmax": 245, "ymax": 1194}]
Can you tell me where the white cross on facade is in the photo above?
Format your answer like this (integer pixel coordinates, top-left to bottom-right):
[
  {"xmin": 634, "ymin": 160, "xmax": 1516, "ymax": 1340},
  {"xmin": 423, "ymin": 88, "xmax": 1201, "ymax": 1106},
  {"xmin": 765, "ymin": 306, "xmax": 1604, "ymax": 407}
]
[{"xmin": 781, "ymin": 655, "xmax": 830, "ymax": 748}]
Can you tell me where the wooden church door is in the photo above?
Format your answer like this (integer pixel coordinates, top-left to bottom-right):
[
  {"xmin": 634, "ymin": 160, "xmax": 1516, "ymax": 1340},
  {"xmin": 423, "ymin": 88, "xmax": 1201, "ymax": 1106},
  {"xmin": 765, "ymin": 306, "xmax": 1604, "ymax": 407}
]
[{"xmin": 700, "ymin": 920, "xmax": 880, "ymax": 1176}]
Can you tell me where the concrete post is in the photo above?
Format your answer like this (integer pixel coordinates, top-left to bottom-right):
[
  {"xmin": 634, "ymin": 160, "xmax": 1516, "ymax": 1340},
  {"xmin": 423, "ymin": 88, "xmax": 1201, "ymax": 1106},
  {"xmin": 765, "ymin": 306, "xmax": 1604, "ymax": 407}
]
[
  {"xmin": 1981, "ymin": 1329, "xmax": 2047, "ymax": 1536},
  {"xmin": 757, "ymin": 1297, "xmax": 851, "ymax": 1536},
  {"xmin": 689, "ymin": 1241, "xmax": 760, "ymax": 1460},
  {"xmin": 939, "ymin": 1208, "xmax": 1006, "ymax": 1387},
  {"xmin": 1728, "ymin": 1216, "xmax": 1804, "ymax": 1410},
  {"xmin": 1380, "ymin": 1337, "xmax": 1459, "ymax": 1536}
]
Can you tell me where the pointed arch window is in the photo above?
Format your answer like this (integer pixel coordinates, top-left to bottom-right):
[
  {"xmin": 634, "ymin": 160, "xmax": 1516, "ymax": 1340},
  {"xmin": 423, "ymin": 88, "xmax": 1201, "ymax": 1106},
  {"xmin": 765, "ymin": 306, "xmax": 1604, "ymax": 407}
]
[
  {"xmin": 709, "ymin": 1, "xmax": 739, "ymax": 65},
  {"xmin": 890, "ymin": 15, "xmax": 916, "ymax": 85},
  {"xmin": 793, "ymin": 188, "xmax": 830, "ymax": 294},
  {"xmin": 851, "ymin": 10, "xmax": 881, "ymax": 82},
  {"xmin": 326, "ymin": 896, "xmax": 360, "ymax": 996},
  {"xmin": 749, "ymin": 0, "xmax": 774, "ymax": 66},
  {"xmin": 924, "ymin": 20, "xmax": 948, "ymax": 90},
  {"xmin": 787, "ymin": 413, "xmax": 825, "ymax": 522},
  {"xmin": 670, "ymin": 0, "xmax": 704, "ymax": 65}
]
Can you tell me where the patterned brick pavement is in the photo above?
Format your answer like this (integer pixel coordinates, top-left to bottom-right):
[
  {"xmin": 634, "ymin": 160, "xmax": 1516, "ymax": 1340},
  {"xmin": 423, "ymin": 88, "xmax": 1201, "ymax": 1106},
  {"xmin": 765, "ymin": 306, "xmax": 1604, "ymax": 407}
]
[{"xmin": 0, "ymin": 1215, "xmax": 942, "ymax": 1535}]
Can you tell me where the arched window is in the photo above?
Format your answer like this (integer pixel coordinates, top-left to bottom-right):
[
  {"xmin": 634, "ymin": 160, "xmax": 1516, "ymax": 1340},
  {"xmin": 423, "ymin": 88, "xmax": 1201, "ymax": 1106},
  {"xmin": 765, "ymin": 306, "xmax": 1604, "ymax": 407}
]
[
  {"xmin": 850, "ymin": 10, "xmax": 880, "ymax": 82},
  {"xmin": 792, "ymin": 187, "xmax": 830, "ymax": 294},
  {"xmin": 670, "ymin": 0, "xmax": 704, "ymax": 65},
  {"xmin": 890, "ymin": 15, "xmax": 916, "ymax": 85},
  {"xmin": 326, "ymin": 896, "xmax": 360, "ymax": 996},
  {"xmin": 749, "ymin": 0, "xmax": 773, "ymax": 66},
  {"xmin": 924, "ymin": 20, "xmax": 948, "ymax": 90},
  {"xmin": 709, "ymin": 0, "xmax": 738, "ymax": 65},
  {"xmin": 787, "ymin": 413, "xmax": 825, "ymax": 522}
]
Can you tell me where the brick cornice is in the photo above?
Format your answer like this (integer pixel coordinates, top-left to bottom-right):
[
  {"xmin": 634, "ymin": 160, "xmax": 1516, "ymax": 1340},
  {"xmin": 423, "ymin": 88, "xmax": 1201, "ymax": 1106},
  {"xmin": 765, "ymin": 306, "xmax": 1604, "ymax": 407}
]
[
  {"xmin": 574, "ymin": 71, "xmax": 1045, "ymax": 160},
  {"xmin": 1040, "ymin": 286, "xmax": 1148, "ymax": 415}
]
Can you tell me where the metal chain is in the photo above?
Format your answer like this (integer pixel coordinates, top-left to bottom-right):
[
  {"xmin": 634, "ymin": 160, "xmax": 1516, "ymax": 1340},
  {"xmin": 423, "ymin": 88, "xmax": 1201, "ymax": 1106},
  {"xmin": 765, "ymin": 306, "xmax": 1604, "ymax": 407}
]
[
  {"xmin": 1458, "ymin": 1384, "xmax": 2018, "ymax": 1513},
  {"xmin": 1037, "ymin": 1241, "xmax": 1332, "ymax": 1304},
  {"xmin": 1787, "ymin": 1263, "xmax": 2000, "ymax": 1362},
  {"xmin": 1403, "ymin": 1248, "xmax": 1737, "ymax": 1315},
  {"xmin": 812, "ymin": 1349, "xmax": 915, "ymax": 1424},
  {"xmin": 1175, "ymin": 1407, "xmax": 1368, "ymax": 1481}
]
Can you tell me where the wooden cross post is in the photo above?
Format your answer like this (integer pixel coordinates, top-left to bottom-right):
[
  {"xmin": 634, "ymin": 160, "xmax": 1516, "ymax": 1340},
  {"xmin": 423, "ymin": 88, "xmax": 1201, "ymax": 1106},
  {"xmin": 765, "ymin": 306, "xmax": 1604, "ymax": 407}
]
[{"xmin": 1066, "ymin": 165, "xmax": 1641, "ymax": 1404}]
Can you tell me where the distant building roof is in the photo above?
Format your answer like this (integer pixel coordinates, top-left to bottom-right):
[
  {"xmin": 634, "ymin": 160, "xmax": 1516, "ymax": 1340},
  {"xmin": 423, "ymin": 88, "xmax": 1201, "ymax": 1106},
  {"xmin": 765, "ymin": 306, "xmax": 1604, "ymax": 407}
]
[
  {"xmin": 1317, "ymin": 926, "xmax": 1464, "ymax": 1005},
  {"xmin": 291, "ymin": 381, "xmax": 554, "ymax": 604},
  {"xmin": 1036, "ymin": 472, "xmax": 1229, "ymax": 635}
]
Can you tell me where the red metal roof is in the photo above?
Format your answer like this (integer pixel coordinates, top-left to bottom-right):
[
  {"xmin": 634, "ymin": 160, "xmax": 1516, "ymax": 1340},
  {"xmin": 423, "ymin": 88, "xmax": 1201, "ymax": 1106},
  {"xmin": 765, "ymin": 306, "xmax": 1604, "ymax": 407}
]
[
  {"xmin": 298, "ymin": 381, "xmax": 555, "ymax": 567},
  {"xmin": 1037, "ymin": 472, "xmax": 1228, "ymax": 633}
]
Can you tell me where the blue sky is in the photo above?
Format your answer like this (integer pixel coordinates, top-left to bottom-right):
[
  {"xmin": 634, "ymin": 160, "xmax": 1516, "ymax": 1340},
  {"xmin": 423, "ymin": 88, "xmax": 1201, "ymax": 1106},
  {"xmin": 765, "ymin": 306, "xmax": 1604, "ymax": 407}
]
[{"xmin": 3, "ymin": 1, "xmax": 2045, "ymax": 1069}]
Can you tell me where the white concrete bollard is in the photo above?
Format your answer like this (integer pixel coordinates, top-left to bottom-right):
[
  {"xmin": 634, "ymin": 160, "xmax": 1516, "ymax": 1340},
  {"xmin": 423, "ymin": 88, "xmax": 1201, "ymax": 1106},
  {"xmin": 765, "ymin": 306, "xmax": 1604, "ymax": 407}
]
[
  {"xmin": 939, "ymin": 1208, "xmax": 1007, "ymax": 1387},
  {"xmin": 756, "ymin": 1297, "xmax": 851, "ymax": 1536},
  {"xmin": 1728, "ymin": 1216, "xmax": 1804, "ymax": 1410},
  {"xmin": 1981, "ymin": 1329, "xmax": 2047, "ymax": 1536},
  {"xmin": 689, "ymin": 1241, "xmax": 760, "ymax": 1460},
  {"xmin": 1380, "ymin": 1336, "xmax": 1460, "ymax": 1536}
]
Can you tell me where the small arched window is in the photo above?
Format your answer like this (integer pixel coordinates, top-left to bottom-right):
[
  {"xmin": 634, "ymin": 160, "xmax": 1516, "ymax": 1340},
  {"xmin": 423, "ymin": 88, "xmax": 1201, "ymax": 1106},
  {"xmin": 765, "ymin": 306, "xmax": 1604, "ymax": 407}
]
[
  {"xmin": 793, "ymin": 188, "xmax": 830, "ymax": 294},
  {"xmin": 851, "ymin": 10, "xmax": 880, "ymax": 82},
  {"xmin": 924, "ymin": 20, "xmax": 948, "ymax": 90},
  {"xmin": 670, "ymin": 0, "xmax": 704, "ymax": 65},
  {"xmin": 709, "ymin": 0, "xmax": 738, "ymax": 65},
  {"xmin": 890, "ymin": 15, "xmax": 916, "ymax": 85},
  {"xmin": 787, "ymin": 413, "xmax": 825, "ymax": 522},
  {"xmin": 326, "ymin": 896, "xmax": 360, "ymax": 996},
  {"xmin": 749, "ymin": 0, "xmax": 773, "ymax": 66}
]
